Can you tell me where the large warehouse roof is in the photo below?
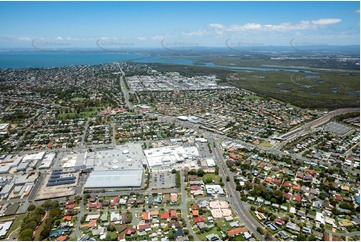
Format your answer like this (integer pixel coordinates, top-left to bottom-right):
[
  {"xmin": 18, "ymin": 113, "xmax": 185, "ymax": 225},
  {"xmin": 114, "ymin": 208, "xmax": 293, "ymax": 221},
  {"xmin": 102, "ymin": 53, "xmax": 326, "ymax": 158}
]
[
  {"xmin": 84, "ymin": 169, "xmax": 143, "ymax": 188},
  {"xmin": 85, "ymin": 143, "xmax": 145, "ymax": 170},
  {"xmin": 144, "ymin": 145, "xmax": 199, "ymax": 168}
]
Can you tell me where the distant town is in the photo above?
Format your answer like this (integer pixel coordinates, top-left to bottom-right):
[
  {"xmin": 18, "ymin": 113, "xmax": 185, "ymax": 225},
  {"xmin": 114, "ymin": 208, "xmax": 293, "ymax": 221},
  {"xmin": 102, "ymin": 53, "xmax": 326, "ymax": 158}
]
[{"xmin": 0, "ymin": 61, "xmax": 359, "ymax": 242}]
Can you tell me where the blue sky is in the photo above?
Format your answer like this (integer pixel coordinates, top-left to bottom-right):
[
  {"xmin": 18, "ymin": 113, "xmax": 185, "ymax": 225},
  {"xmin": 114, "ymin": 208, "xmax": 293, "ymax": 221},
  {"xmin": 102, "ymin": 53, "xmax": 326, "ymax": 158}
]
[{"xmin": 0, "ymin": 1, "xmax": 359, "ymax": 49}]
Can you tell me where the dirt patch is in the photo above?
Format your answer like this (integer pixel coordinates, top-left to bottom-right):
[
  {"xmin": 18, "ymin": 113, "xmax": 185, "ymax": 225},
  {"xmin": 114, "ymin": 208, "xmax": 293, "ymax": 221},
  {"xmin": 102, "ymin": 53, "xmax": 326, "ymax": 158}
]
[{"xmin": 33, "ymin": 211, "xmax": 49, "ymax": 241}]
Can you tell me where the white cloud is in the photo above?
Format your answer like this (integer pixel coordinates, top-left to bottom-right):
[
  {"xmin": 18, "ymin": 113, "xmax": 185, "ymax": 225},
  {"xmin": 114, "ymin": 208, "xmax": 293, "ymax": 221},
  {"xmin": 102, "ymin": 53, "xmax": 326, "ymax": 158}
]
[
  {"xmin": 209, "ymin": 23, "xmax": 225, "ymax": 29},
  {"xmin": 209, "ymin": 18, "xmax": 342, "ymax": 34},
  {"xmin": 17, "ymin": 37, "xmax": 32, "ymax": 41},
  {"xmin": 355, "ymin": 9, "xmax": 360, "ymax": 14},
  {"xmin": 151, "ymin": 35, "xmax": 165, "ymax": 41},
  {"xmin": 242, "ymin": 23, "xmax": 263, "ymax": 31},
  {"xmin": 311, "ymin": 18, "xmax": 342, "ymax": 25},
  {"xmin": 56, "ymin": 36, "xmax": 63, "ymax": 40},
  {"xmin": 181, "ymin": 29, "xmax": 208, "ymax": 37},
  {"xmin": 137, "ymin": 37, "xmax": 146, "ymax": 40}
]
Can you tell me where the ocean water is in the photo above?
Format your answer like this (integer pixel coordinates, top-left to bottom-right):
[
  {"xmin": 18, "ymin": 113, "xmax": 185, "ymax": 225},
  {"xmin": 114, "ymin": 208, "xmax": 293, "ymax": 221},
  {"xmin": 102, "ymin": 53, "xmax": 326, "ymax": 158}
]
[
  {"xmin": 0, "ymin": 52, "xmax": 317, "ymax": 73},
  {"xmin": 0, "ymin": 52, "xmax": 188, "ymax": 68}
]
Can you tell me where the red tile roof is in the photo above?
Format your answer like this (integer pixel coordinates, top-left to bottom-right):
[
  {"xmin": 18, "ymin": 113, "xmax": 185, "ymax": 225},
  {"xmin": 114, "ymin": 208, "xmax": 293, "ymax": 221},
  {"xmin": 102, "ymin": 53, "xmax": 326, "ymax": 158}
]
[
  {"xmin": 170, "ymin": 210, "xmax": 177, "ymax": 219},
  {"xmin": 227, "ymin": 227, "xmax": 248, "ymax": 237},
  {"xmin": 293, "ymin": 195, "xmax": 301, "ymax": 202},
  {"xmin": 160, "ymin": 211, "xmax": 170, "ymax": 220},
  {"xmin": 62, "ymin": 216, "xmax": 72, "ymax": 221},
  {"xmin": 272, "ymin": 178, "xmax": 282, "ymax": 185},
  {"xmin": 137, "ymin": 223, "xmax": 151, "ymax": 231},
  {"xmin": 57, "ymin": 235, "xmax": 67, "ymax": 241},
  {"xmin": 125, "ymin": 227, "xmax": 136, "ymax": 235},
  {"xmin": 191, "ymin": 186, "xmax": 202, "ymax": 190},
  {"xmin": 142, "ymin": 212, "xmax": 150, "ymax": 220},
  {"xmin": 191, "ymin": 203, "xmax": 199, "ymax": 210},
  {"xmin": 335, "ymin": 194, "xmax": 343, "ymax": 201},
  {"xmin": 284, "ymin": 193, "xmax": 292, "ymax": 200},
  {"xmin": 283, "ymin": 181, "xmax": 292, "ymax": 187},
  {"xmin": 265, "ymin": 177, "xmax": 273, "ymax": 183},
  {"xmin": 111, "ymin": 196, "xmax": 119, "ymax": 206},
  {"xmin": 88, "ymin": 202, "xmax": 102, "ymax": 209},
  {"xmin": 292, "ymin": 184, "xmax": 301, "ymax": 190},
  {"xmin": 194, "ymin": 216, "xmax": 205, "ymax": 223},
  {"xmin": 66, "ymin": 203, "xmax": 75, "ymax": 209},
  {"xmin": 229, "ymin": 155, "xmax": 238, "ymax": 160}
]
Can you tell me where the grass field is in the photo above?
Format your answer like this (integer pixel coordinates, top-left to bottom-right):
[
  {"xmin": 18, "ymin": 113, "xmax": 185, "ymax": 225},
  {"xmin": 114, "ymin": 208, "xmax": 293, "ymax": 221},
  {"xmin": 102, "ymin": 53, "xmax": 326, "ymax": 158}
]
[
  {"xmin": 230, "ymin": 234, "xmax": 246, "ymax": 241},
  {"xmin": 57, "ymin": 107, "xmax": 103, "ymax": 119},
  {"xmin": 259, "ymin": 140, "xmax": 273, "ymax": 148},
  {"xmin": 4, "ymin": 214, "xmax": 26, "ymax": 239},
  {"xmin": 224, "ymin": 70, "xmax": 360, "ymax": 109},
  {"xmin": 203, "ymin": 174, "xmax": 222, "ymax": 184}
]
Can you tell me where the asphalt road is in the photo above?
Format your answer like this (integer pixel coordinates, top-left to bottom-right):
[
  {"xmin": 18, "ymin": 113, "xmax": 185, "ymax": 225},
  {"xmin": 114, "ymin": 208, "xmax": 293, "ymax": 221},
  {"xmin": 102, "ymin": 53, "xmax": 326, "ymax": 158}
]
[
  {"xmin": 275, "ymin": 107, "xmax": 360, "ymax": 150},
  {"xmin": 116, "ymin": 63, "xmax": 133, "ymax": 110},
  {"xmin": 209, "ymin": 138, "xmax": 266, "ymax": 241}
]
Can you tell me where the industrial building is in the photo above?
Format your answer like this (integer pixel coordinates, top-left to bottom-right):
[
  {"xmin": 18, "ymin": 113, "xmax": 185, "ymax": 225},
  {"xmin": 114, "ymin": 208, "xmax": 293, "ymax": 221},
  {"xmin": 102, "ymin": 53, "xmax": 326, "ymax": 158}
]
[
  {"xmin": 84, "ymin": 169, "xmax": 143, "ymax": 189},
  {"xmin": 46, "ymin": 170, "xmax": 77, "ymax": 187},
  {"xmin": 39, "ymin": 153, "xmax": 56, "ymax": 169},
  {"xmin": 84, "ymin": 143, "xmax": 145, "ymax": 170},
  {"xmin": 144, "ymin": 145, "xmax": 199, "ymax": 170},
  {"xmin": 83, "ymin": 143, "xmax": 145, "ymax": 190}
]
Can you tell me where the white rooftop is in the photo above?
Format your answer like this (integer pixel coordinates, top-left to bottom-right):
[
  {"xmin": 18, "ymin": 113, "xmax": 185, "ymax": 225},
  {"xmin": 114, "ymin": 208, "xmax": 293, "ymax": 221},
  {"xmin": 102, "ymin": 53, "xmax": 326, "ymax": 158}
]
[
  {"xmin": 85, "ymin": 169, "xmax": 143, "ymax": 188},
  {"xmin": 144, "ymin": 145, "xmax": 199, "ymax": 168}
]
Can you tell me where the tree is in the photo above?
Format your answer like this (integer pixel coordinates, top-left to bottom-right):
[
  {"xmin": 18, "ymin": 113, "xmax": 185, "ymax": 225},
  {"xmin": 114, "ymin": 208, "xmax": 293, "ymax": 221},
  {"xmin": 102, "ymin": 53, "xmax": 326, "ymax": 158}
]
[
  {"xmin": 42, "ymin": 200, "xmax": 59, "ymax": 210},
  {"xmin": 21, "ymin": 221, "xmax": 37, "ymax": 230},
  {"xmin": 188, "ymin": 169, "xmax": 197, "ymax": 176},
  {"xmin": 244, "ymin": 181, "xmax": 252, "ymax": 190},
  {"xmin": 257, "ymin": 227, "xmax": 265, "ymax": 235},
  {"xmin": 163, "ymin": 225, "xmax": 169, "ymax": 232},
  {"xmin": 215, "ymin": 166, "xmax": 219, "ymax": 175},
  {"xmin": 171, "ymin": 169, "xmax": 176, "ymax": 174},
  {"xmin": 19, "ymin": 228, "xmax": 33, "ymax": 241},
  {"xmin": 197, "ymin": 169, "xmax": 205, "ymax": 177},
  {"xmin": 169, "ymin": 230, "xmax": 175, "ymax": 240},
  {"xmin": 27, "ymin": 204, "xmax": 36, "ymax": 212},
  {"xmin": 107, "ymin": 225, "xmax": 116, "ymax": 232},
  {"xmin": 296, "ymin": 233, "xmax": 307, "ymax": 241},
  {"xmin": 265, "ymin": 232, "xmax": 272, "ymax": 240},
  {"xmin": 226, "ymin": 176, "xmax": 230, "ymax": 182},
  {"xmin": 307, "ymin": 234, "xmax": 317, "ymax": 241}
]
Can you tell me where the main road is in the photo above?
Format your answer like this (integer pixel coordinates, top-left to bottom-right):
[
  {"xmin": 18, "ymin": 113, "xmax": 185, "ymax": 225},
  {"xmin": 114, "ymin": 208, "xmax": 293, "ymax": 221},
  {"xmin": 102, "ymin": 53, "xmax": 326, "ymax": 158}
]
[
  {"xmin": 274, "ymin": 107, "xmax": 360, "ymax": 150},
  {"xmin": 209, "ymin": 137, "xmax": 267, "ymax": 241},
  {"xmin": 115, "ymin": 62, "xmax": 133, "ymax": 110}
]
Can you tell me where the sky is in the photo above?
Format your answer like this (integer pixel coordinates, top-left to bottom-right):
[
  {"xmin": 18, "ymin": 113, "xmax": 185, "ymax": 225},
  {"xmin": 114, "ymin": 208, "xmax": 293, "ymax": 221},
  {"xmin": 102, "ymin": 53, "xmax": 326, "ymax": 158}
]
[{"xmin": 0, "ymin": 1, "xmax": 359, "ymax": 49}]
